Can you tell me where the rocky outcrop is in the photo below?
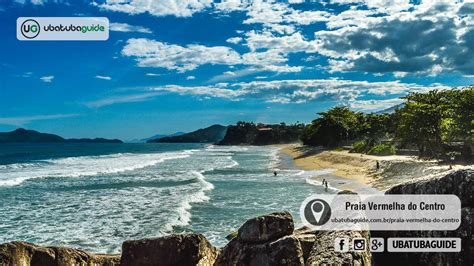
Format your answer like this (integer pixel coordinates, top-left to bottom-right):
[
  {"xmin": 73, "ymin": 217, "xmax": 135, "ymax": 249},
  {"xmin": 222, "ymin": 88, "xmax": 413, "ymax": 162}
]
[
  {"xmin": 120, "ymin": 233, "xmax": 219, "ymax": 266},
  {"xmin": 149, "ymin": 125, "xmax": 227, "ymax": 143},
  {"xmin": 216, "ymin": 212, "xmax": 304, "ymax": 265},
  {"xmin": 372, "ymin": 169, "xmax": 473, "ymax": 266},
  {"xmin": 1, "ymin": 211, "xmax": 372, "ymax": 266},
  {"xmin": 0, "ymin": 241, "xmax": 120, "ymax": 266},
  {"xmin": 306, "ymin": 230, "xmax": 371, "ymax": 266},
  {"xmin": 237, "ymin": 211, "xmax": 294, "ymax": 243},
  {"xmin": 217, "ymin": 211, "xmax": 371, "ymax": 266},
  {"xmin": 386, "ymin": 169, "xmax": 473, "ymax": 207}
]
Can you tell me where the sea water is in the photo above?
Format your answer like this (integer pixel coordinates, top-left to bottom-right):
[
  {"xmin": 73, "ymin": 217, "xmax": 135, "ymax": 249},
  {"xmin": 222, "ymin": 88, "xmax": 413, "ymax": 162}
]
[{"xmin": 0, "ymin": 143, "xmax": 335, "ymax": 253}]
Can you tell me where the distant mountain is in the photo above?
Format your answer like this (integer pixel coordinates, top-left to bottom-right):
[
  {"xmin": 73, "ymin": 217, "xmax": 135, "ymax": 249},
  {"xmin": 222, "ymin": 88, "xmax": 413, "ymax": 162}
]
[
  {"xmin": 141, "ymin": 132, "xmax": 186, "ymax": 143},
  {"xmin": 148, "ymin": 125, "xmax": 227, "ymax": 143},
  {"xmin": 0, "ymin": 128, "xmax": 123, "ymax": 143},
  {"xmin": 376, "ymin": 103, "xmax": 405, "ymax": 114}
]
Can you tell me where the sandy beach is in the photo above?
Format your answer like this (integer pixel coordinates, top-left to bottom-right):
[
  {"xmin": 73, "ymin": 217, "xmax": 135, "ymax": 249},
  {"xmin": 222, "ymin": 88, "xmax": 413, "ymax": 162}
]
[{"xmin": 280, "ymin": 144, "xmax": 469, "ymax": 192}]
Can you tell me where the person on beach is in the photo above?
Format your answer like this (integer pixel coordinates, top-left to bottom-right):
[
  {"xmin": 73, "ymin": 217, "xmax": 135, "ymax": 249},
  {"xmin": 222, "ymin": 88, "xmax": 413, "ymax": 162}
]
[
  {"xmin": 376, "ymin": 161, "xmax": 380, "ymax": 170},
  {"xmin": 322, "ymin": 178, "xmax": 326, "ymax": 185},
  {"xmin": 273, "ymin": 171, "xmax": 277, "ymax": 176},
  {"xmin": 324, "ymin": 181, "xmax": 328, "ymax": 192}
]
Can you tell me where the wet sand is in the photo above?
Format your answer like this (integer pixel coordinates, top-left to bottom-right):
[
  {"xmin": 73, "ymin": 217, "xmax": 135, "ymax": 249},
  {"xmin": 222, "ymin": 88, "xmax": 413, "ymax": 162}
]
[{"xmin": 279, "ymin": 144, "xmax": 466, "ymax": 192}]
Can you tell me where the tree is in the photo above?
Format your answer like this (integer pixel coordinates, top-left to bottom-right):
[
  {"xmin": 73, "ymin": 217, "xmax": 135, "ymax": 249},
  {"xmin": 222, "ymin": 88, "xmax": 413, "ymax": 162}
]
[
  {"xmin": 395, "ymin": 90, "xmax": 446, "ymax": 158},
  {"xmin": 301, "ymin": 106, "xmax": 362, "ymax": 147}
]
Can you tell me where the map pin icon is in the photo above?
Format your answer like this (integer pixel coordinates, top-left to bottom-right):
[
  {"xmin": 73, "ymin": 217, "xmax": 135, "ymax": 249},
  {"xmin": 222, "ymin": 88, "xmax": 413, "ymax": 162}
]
[{"xmin": 311, "ymin": 200, "xmax": 325, "ymax": 224}]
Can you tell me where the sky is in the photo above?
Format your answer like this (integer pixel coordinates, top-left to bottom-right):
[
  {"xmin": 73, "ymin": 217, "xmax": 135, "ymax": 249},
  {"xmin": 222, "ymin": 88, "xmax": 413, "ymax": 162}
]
[{"xmin": 0, "ymin": 0, "xmax": 473, "ymax": 140}]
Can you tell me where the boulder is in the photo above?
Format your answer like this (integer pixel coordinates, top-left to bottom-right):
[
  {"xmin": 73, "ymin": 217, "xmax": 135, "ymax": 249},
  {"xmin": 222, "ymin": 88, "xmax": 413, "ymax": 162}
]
[
  {"xmin": 120, "ymin": 233, "xmax": 219, "ymax": 266},
  {"xmin": 217, "ymin": 235, "xmax": 304, "ymax": 266},
  {"xmin": 238, "ymin": 211, "xmax": 294, "ymax": 243},
  {"xmin": 386, "ymin": 169, "xmax": 473, "ymax": 207},
  {"xmin": 306, "ymin": 231, "xmax": 371, "ymax": 266},
  {"xmin": 294, "ymin": 234, "xmax": 316, "ymax": 262},
  {"xmin": 217, "ymin": 212, "xmax": 304, "ymax": 265},
  {"xmin": 372, "ymin": 169, "xmax": 473, "ymax": 266},
  {"xmin": 0, "ymin": 241, "xmax": 119, "ymax": 266}
]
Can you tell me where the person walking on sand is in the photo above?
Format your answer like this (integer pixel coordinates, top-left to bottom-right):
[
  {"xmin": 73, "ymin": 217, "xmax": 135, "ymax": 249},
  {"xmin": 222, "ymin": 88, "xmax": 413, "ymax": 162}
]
[{"xmin": 376, "ymin": 161, "xmax": 380, "ymax": 171}]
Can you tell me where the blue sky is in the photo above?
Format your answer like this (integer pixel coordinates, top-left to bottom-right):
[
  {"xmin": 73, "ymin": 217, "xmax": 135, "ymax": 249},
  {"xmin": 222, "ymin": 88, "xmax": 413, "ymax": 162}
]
[{"xmin": 0, "ymin": 0, "xmax": 473, "ymax": 140}]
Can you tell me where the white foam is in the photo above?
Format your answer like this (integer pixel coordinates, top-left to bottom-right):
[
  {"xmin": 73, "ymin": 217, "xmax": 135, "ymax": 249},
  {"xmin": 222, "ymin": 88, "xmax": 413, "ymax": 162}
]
[
  {"xmin": 267, "ymin": 148, "xmax": 281, "ymax": 169},
  {"xmin": 205, "ymin": 145, "xmax": 249, "ymax": 152},
  {"xmin": 0, "ymin": 151, "xmax": 193, "ymax": 187},
  {"xmin": 191, "ymin": 171, "xmax": 215, "ymax": 191}
]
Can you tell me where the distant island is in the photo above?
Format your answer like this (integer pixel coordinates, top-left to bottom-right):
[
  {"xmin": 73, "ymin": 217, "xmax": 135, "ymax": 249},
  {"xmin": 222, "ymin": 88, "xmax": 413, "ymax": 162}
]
[
  {"xmin": 218, "ymin": 122, "xmax": 305, "ymax": 145},
  {"xmin": 140, "ymin": 132, "xmax": 185, "ymax": 143},
  {"xmin": 0, "ymin": 128, "xmax": 123, "ymax": 144},
  {"xmin": 147, "ymin": 124, "xmax": 228, "ymax": 143}
]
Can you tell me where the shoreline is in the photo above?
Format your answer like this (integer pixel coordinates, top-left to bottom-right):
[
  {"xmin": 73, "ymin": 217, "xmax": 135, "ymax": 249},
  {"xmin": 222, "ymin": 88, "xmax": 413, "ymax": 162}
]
[{"xmin": 278, "ymin": 143, "xmax": 469, "ymax": 192}]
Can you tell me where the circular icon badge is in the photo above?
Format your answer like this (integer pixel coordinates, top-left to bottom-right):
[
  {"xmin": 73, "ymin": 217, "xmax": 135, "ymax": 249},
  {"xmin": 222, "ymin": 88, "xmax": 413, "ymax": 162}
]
[
  {"xmin": 21, "ymin": 19, "xmax": 40, "ymax": 39},
  {"xmin": 301, "ymin": 198, "xmax": 331, "ymax": 226}
]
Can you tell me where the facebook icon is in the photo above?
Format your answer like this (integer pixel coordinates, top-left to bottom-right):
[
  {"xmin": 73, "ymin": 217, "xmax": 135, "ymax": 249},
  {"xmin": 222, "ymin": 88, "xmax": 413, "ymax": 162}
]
[{"xmin": 335, "ymin": 238, "xmax": 349, "ymax": 252}]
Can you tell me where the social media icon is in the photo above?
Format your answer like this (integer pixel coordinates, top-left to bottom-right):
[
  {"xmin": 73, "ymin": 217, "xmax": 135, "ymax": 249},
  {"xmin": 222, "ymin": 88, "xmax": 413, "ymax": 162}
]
[
  {"xmin": 302, "ymin": 198, "xmax": 331, "ymax": 226},
  {"xmin": 335, "ymin": 238, "xmax": 349, "ymax": 252},
  {"xmin": 352, "ymin": 238, "xmax": 366, "ymax": 251},
  {"xmin": 369, "ymin": 238, "xmax": 384, "ymax": 252}
]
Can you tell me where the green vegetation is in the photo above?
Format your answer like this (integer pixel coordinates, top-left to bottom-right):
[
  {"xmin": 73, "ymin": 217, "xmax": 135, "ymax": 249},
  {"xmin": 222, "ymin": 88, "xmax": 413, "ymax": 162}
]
[
  {"xmin": 218, "ymin": 122, "xmax": 304, "ymax": 145},
  {"xmin": 149, "ymin": 124, "xmax": 228, "ymax": 143},
  {"xmin": 367, "ymin": 144, "xmax": 396, "ymax": 156},
  {"xmin": 351, "ymin": 140, "xmax": 370, "ymax": 153},
  {"xmin": 302, "ymin": 87, "xmax": 473, "ymax": 161}
]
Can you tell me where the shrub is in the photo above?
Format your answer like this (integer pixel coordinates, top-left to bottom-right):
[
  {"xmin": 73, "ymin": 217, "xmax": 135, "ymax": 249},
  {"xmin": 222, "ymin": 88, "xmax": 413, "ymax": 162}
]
[
  {"xmin": 367, "ymin": 143, "xmax": 396, "ymax": 156},
  {"xmin": 351, "ymin": 140, "xmax": 370, "ymax": 153}
]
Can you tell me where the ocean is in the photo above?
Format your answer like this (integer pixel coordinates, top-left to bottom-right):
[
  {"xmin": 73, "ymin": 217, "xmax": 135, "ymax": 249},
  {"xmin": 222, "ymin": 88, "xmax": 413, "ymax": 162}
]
[{"xmin": 0, "ymin": 143, "xmax": 335, "ymax": 253}]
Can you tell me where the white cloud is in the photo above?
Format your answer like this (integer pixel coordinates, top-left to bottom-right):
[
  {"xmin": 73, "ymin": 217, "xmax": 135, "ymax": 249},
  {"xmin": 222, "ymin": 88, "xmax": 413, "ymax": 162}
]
[
  {"xmin": 83, "ymin": 78, "xmax": 451, "ymax": 111},
  {"xmin": 84, "ymin": 92, "xmax": 162, "ymax": 108},
  {"xmin": 110, "ymin": 22, "xmax": 152, "ymax": 34},
  {"xmin": 226, "ymin": 37, "xmax": 243, "ymax": 44},
  {"xmin": 95, "ymin": 75, "xmax": 112, "ymax": 80},
  {"xmin": 0, "ymin": 114, "xmax": 78, "ymax": 126},
  {"xmin": 208, "ymin": 67, "xmax": 260, "ymax": 83},
  {"xmin": 98, "ymin": 0, "xmax": 213, "ymax": 17},
  {"xmin": 186, "ymin": 75, "xmax": 196, "ymax": 80},
  {"xmin": 242, "ymin": 1, "xmax": 330, "ymax": 27},
  {"xmin": 40, "ymin": 76, "xmax": 54, "ymax": 83},
  {"xmin": 122, "ymin": 38, "xmax": 241, "ymax": 72},
  {"xmin": 145, "ymin": 73, "xmax": 161, "ymax": 76},
  {"xmin": 108, "ymin": 0, "xmax": 474, "ymax": 77},
  {"xmin": 244, "ymin": 30, "xmax": 317, "ymax": 53},
  {"xmin": 349, "ymin": 98, "xmax": 404, "ymax": 112},
  {"xmin": 122, "ymin": 38, "xmax": 302, "ymax": 73},
  {"xmin": 316, "ymin": 1, "xmax": 474, "ymax": 75},
  {"xmin": 148, "ymin": 79, "xmax": 450, "ymax": 110},
  {"xmin": 20, "ymin": 72, "xmax": 33, "ymax": 78},
  {"xmin": 30, "ymin": 0, "xmax": 45, "ymax": 4},
  {"xmin": 151, "ymin": 84, "xmax": 246, "ymax": 99}
]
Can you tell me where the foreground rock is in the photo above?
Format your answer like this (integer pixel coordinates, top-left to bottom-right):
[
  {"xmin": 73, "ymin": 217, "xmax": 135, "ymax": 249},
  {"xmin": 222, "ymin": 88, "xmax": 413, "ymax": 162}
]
[
  {"xmin": 372, "ymin": 169, "xmax": 473, "ymax": 266},
  {"xmin": 0, "ymin": 241, "xmax": 119, "ymax": 266},
  {"xmin": 217, "ymin": 211, "xmax": 371, "ymax": 265},
  {"xmin": 120, "ymin": 233, "xmax": 219, "ymax": 266},
  {"xmin": 237, "ymin": 211, "xmax": 294, "ymax": 243},
  {"xmin": 217, "ymin": 212, "xmax": 304, "ymax": 265},
  {"xmin": 306, "ymin": 230, "xmax": 371, "ymax": 266}
]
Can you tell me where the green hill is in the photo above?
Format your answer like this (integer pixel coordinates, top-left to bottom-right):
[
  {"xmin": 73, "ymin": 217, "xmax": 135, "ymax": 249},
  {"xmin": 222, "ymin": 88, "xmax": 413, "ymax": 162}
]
[
  {"xmin": 148, "ymin": 125, "xmax": 227, "ymax": 143},
  {"xmin": 0, "ymin": 128, "xmax": 123, "ymax": 143}
]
